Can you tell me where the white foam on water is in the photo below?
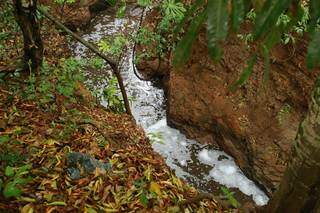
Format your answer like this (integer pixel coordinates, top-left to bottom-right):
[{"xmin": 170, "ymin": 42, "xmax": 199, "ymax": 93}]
[
  {"xmin": 72, "ymin": 8, "xmax": 165, "ymax": 128},
  {"xmin": 198, "ymin": 149, "xmax": 269, "ymax": 206},
  {"xmin": 147, "ymin": 119, "xmax": 197, "ymax": 179},
  {"xmin": 148, "ymin": 119, "xmax": 269, "ymax": 206}
]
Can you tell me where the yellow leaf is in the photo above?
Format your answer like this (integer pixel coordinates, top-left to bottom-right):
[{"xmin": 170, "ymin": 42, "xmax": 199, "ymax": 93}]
[
  {"xmin": 47, "ymin": 201, "xmax": 67, "ymax": 206},
  {"xmin": 167, "ymin": 206, "xmax": 180, "ymax": 213},
  {"xmin": 21, "ymin": 203, "xmax": 34, "ymax": 213},
  {"xmin": 55, "ymin": 156, "xmax": 61, "ymax": 166},
  {"xmin": 171, "ymin": 175, "xmax": 182, "ymax": 188},
  {"xmin": 43, "ymin": 193, "xmax": 53, "ymax": 201},
  {"xmin": 51, "ymin": 180, "xmax": 58, "ymax": 190},
  {"xmin": 19, "ymin": 197, "xmax": 36, "ymax": 202},
  {"xmin": 45, "ymin": 139, "xmax": 58, "ymax": 145},
  {"xmin": 85, "ymin": 206, "xmax": 97, "ymax": 213},
  {"xmin": 149, "ymin": 182, "xmax": 161, "ymax": 196},
  {"xmin": 143, "ymin": 165, "xmax": 152, "ymax": 181}
]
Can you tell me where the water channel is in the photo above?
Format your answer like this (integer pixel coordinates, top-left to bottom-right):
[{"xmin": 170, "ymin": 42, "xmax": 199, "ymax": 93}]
[{"xmin": 71, "ymin": 6, "xmax": 269, "ymax": 206}]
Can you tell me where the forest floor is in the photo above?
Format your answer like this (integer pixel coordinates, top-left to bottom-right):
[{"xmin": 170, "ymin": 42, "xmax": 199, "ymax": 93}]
[{"xmin": 0, "ymin": 2, "xmax": 228, "ymax": 212}]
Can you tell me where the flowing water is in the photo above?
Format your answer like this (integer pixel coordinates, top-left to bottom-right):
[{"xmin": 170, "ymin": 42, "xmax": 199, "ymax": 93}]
[{"xmin": 72, "ymin": 7, "xmax": 269, "ymax": 206}]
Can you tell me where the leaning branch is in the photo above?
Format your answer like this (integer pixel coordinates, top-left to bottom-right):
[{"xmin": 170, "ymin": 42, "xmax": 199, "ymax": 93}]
[{"xmin": 37, "ymin": 7, "xmax": 132, "ymax": 116}]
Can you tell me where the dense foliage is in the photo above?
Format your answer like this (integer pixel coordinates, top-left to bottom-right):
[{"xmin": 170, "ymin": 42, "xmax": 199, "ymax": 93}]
[{"xmin": 133, "ymin": 0, "xmax": 320, "ymax": 89}]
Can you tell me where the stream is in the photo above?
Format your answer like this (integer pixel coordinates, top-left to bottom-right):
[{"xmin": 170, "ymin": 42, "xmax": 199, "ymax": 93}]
[{"xmin": 72, "ymin": 6, "xmax": 269, "ymax": 206}]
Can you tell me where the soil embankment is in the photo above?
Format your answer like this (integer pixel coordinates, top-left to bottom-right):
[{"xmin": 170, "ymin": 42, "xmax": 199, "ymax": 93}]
[{"xmin": 137, "ymin": 17, "xmax": 320, "ymax": 195}]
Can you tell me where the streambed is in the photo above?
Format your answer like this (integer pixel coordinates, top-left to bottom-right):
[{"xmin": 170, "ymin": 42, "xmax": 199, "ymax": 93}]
[{"xmin": 71, "ymin": 6, "xmax": 269, "ymax": 206}]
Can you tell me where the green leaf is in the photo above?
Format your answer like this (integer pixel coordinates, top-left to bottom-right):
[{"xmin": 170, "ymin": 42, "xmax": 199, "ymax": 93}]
[
  {"xmin": 106, "ymin": 0, "xmax": 117, "ymax": 6},
  {"xmin": 3, "ymin": 182, "xmax": 21, "ymax": 198},
  {"xmin": 5, "ymin": 166, "xmax": 14, "ymax": 177},
  {"xmin": 254, "ymin": 0, "xmax": 292, "ymax": 39},
  {"xmin": 229, "ymin": 55, "xmax": 257, "ymax": 91},
  {"xmin": 221, "ymin": 186, "xmax": 239, "ymax": 208},
  {"xmin": 0, "ymin": 179, "xmax": 3, "ymax": 191},
  {"xmin": 162, "ymin": 0, "xmax": 186, "ymax": 21},
  {"xmin": 98, "ymin": 40, "xmax": 110, "ymax": 53},
  {"xmin": 13, "ymin": 177, "xmax": 32, "ymax": 185},
  {"xmin": 309, "ymin": 0, "xmax": 320, "ymax": 31},
  {"xmin": 137, "ymin": 0, "xmax": 152, "ymax": 7},
  {"xmin": 228, "ymin": 195, "xmax": 240, "ymax": 208},
  {"xmin": 207, "ymin": 0, "xmax": 229, "ymax": 60},
  {"xmin": 263, "ymin": 28, "xmax": 281, "ymax": 50},
  {"xmin": 307, "ymin": 30, "xmax": 320, "ymax": 70},
  {"xmin": 173, "ymin": 0, "xmax": 205, "ymax": 36},
  {"xmin": 231, "ymin": 0, "xmax": 245, "ymax": 31},
  {"xmin": 117, "ymin": 4, "xmax": 126, "ymax": 18},
  {"xmin": 173, "ymin": 10, "xmax": 206, "ymax": 66},
  {"xmin": 16, "ymin": 164, "xmax": 32, "ymax": 176},
  {"xmin": 134, "ymin": 178, "xmax": 146, "ymax": 188},
  {"xmin": 262, "ymin": 45, "xmax": 270, "ymax": 83},
  {"xmin": 140, "ymin": 192, "xmax": 148, "ymax": 207},
  {"xmin": 0, "ymin": 135, "xmax": 10, "ymax": 143}
]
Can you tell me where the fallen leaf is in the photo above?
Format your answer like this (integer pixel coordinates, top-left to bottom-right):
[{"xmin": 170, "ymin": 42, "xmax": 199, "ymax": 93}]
[
  {"xmin": 47, "ymin": 201, "xmax": 67, "ymax": 206},
  {"xmin": 150, "ymin": 182, "xmax": 161, "ymax": 196},
  {"xmin": 21, "ymin": 203, "xmax": 34, "ymax": 213}
]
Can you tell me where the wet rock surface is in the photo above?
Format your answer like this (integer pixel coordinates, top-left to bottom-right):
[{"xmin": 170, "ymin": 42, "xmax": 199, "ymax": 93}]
[{"xmin": 67, "ymin": 152, "xmax": 111, "ymax": 180}]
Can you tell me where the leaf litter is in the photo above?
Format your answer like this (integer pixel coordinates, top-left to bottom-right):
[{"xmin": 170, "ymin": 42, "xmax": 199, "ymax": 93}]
[
  {"xmin": 0, "ymin": 89, "xmax": 226, "ymax": 212},
  {"xmin": 0, "ymin": 2, "xmax": 227, "ymax": 211}
]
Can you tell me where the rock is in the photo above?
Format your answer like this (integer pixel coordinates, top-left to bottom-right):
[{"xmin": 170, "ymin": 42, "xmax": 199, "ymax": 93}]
[
  {"xmin": 218, "ymin": 155, "xmax": 229, "ymax": 161},
  {"xmin": 67, "ymin": 167, "xmax": 81, "ymax": 180},
  {"xmin": 53, "ymin": 0, "xmax": 111, "ymax": 30},
  {"xmin": 136, "ymin": 57, "xmax": 170, "ymax": 79},
  {"xmin": 67, "ymin": 152, "xmax": 111, "ymax": 180},
  {"xmin": 63, "ymin": 7, "xmax": 91, "ymax": 30}
]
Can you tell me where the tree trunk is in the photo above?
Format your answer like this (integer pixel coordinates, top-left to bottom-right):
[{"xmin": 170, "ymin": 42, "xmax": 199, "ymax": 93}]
[
  {"xmin": 265, "ymin": 78, "xmax": 320, "ymax": 213},
  {"xmin": 13, "ymin": 0, "xmax": 43, "ymax": 74}
]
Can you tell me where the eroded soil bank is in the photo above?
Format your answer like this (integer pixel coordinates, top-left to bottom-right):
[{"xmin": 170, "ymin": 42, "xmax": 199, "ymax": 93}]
[{"xmin": 137, "ymin": 17, "xmax": 320, "ymax": 196}]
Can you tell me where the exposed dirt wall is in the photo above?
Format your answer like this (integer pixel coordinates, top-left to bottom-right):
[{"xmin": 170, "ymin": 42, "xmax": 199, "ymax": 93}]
[{"xmin": 136, "ymin": 21, "xmax": 320, "ymax": 195}]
